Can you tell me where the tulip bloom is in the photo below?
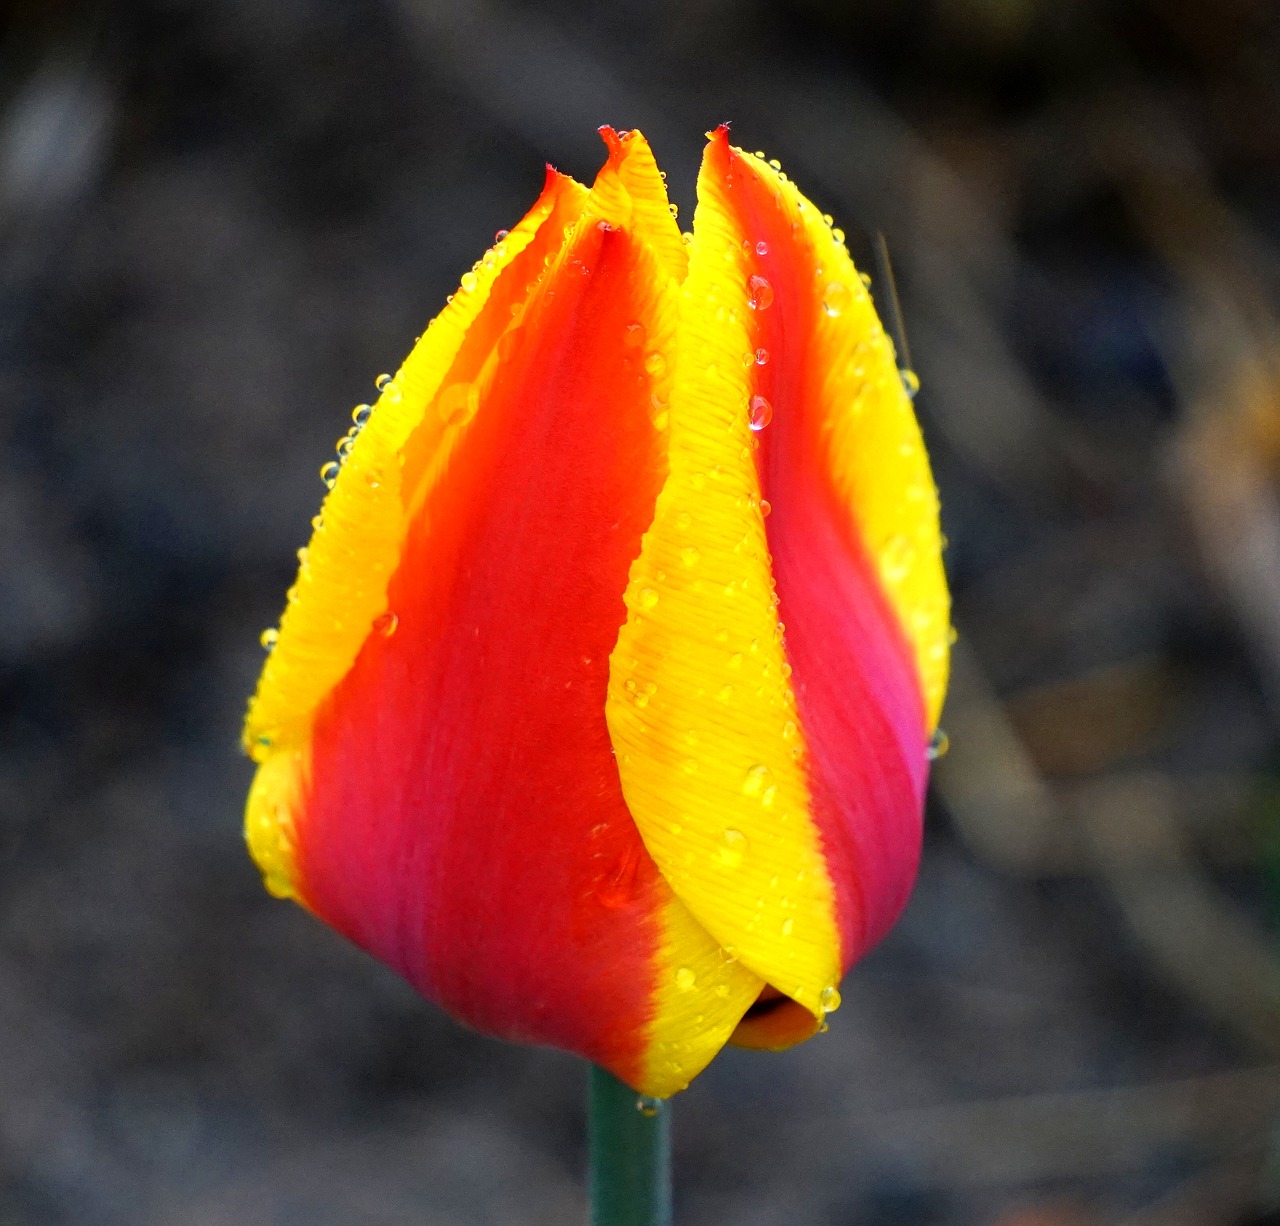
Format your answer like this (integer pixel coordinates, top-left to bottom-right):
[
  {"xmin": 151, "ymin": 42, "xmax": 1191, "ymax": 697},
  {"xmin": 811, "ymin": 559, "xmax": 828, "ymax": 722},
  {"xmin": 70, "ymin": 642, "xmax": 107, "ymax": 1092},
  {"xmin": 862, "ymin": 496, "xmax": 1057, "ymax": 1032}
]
[{"xmin": 244, "ymin": 128, "xmax": 949, "ymax": 1099}]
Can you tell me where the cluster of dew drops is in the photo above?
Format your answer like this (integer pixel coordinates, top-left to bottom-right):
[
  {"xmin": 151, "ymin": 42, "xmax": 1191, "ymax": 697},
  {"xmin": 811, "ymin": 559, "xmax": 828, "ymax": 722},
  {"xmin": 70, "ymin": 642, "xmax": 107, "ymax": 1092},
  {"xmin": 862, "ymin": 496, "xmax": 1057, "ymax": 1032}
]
[{"xmin": 258, "ymin": 375, "xmax": 390, "ymax": 655}]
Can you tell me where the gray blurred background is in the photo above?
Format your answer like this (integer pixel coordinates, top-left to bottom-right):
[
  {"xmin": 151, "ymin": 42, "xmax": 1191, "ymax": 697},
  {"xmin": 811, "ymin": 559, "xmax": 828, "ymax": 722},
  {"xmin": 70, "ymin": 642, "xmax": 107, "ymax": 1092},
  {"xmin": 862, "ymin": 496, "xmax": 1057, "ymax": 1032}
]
[{"xmin": 3, "ymin": 1, "xmax": 1280, "ymax": 1223}]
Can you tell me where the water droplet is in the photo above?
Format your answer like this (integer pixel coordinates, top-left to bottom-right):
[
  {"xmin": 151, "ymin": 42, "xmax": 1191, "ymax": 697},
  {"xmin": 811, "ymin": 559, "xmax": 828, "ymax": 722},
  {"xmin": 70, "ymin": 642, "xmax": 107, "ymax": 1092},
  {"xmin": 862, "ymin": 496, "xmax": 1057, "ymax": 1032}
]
[
  {"xmin": 768, "ymin": 158, "xmax": 782, "ymax": 170},
  {"xmin": 637, "ymin": 587, "xmax": 659, "ymax": 610},
  {"xmin": 781, "ymin": 918, "xmax": 794, "ymax": 936},
  {"xmin": 748, "ymin": 395, "xmax": 773, "ymax": 431},
  {"xmin": 636, "ymin": 1096, "xmax": 663, "ymax": 1117},
  {"xmin": 668, "ymin": 202, "xmax": 679, "ymax": 218},
  {"xmin": 715, "ymin": 984, "xmax": 730, "ymax": 998},
  {"xmin": 624, "ymin": 321, "xmax": 646, "ymax": 348},
  {"xmin": 822, "ymin": 212, "xmax": 834, "ymax": 227},
  {"xmin": 352, "ymin": 403, "xmax": 373, "ymax": 426},
  {"xmin": 675, "ymin": 966, "xmax": 697, "ymax": 991},
  {"xmin": 947, "ymin": 626, "xmax": 959, "ymax": 645},
  {"xmin": 336, "ymin": 434, "xmax": 355, "ymax": 458},
  {"xmin": 311, "ymin": 514, "xmax": 324, "ymax": 531},
  {"xmin": 901, "ymin": 368, "xmax": 921, "ymax": 398},
  {"xmin": 437, "ymin": 383, "xmax": 479, "ymax": 427},
  {"xmin": 822, "ymin": 282, "xmax": 851, "ymax": 317},
  {"xmin": 927, "ymin": 728, "xmax": 950, "ymax": 761},
  {"xmin": 747, "ymin": 275, "xmax": 774, "ymax": 311},
  {"xmin": 759, "ymin": 498, "xmax": 772, "ymax": 518},
  {"xmin": 260, "ymin": 627, "xmax": 279, "ymax": 650},
  {"xmin": 820, "ymin": 985, "xmax": 842, "ymax": 1013},
  {"xmin": 319, "ymin": 461, "xmax": 340, "ymax": 488},
  {"xmin": 859, "ymin": 271, "xmax": 873, "ymax": 288},
  {"xmin": 832, "ymin": 227, "xmax": 846, "ymax": 244},
  {"xmin": 881, "ymin": 534, "xmax": 914, "ymax": 581},
  {"xmin": 374, "ymin": 373, "xmax": 393, "ymax": 391},
  {"xmin": 644, "ymin": 351, "xmax": 667, "ymax": 378},
  {"xmin": 495, "ymin": 228, "xmax": 509, "ymax": 241},
  {"xmin": 680, "ymin": 546, "xmax": 700, "ymax": 567},
  {"xmin": 460, "ymin": 271, "xmax": 478, "ymax": 293},
  {"xmin": 719, "ymin": 828, "xmax": 748, "ymax": 868},
  {"xmin": 652, "ymin": 410, "xmax": 669, "ymax": 431},
  {"xmin": 742, "ymin": 763, "xmax": 772, "ymax": 797},
  {"xmin": 754, "ymin": 348, "xmax": 769, "ymax": 365},
  {"xmin": 373, "ymin": 611, "xmax": 399, "ymax": 637},
  {"xmin": 755, "ymin": 240, "xmax": 769, "ymax": 255}
]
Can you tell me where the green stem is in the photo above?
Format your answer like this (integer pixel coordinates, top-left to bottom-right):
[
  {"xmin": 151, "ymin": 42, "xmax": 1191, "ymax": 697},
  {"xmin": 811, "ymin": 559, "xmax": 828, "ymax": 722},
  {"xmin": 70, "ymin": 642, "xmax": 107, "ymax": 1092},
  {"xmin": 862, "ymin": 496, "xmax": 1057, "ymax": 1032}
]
[{"xmin": 588, "ymin": 1065, "xmax": 672, "ymax": 1226}]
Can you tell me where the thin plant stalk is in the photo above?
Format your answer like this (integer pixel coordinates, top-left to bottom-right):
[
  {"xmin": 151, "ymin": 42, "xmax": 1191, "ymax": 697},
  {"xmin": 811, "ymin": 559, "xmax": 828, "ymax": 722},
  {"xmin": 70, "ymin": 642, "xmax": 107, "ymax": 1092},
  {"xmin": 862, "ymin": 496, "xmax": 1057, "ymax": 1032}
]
[{"xmin": 588, "ymin": 1065, "xmax": 672, "ymax": 1226}]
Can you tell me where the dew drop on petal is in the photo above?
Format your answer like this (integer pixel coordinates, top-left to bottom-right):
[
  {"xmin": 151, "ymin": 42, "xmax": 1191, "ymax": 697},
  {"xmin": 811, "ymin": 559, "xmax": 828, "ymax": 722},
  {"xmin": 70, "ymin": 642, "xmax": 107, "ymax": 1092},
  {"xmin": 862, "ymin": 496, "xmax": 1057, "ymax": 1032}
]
[
  {"xmin": 820, "ymin": 985, "xmax": 842, "ymax": 1014},
  {"xmin": 881, "ymin": 534, "xmax": 914, "ymax": 581},
  {"xmin": 759, "ymin": 498, "xmax": 772, "ymax": 518},
  {"xmin": 374, "ymin": 373, "xmax": 393, "ymax": 391},
  {"xmin": 748, "ymin": 395, "xmax": 773, "ymax": 431},
  {"xmin": 742, "ymin": 763, "xmax": 772, "ymax": 797},
  {"xmin": 755, "ymin": 240, "xmax": 769, "ymax": 255},
  {"xmin": 437, "ymin": 383, "xmax": 479, "ymax": 427},
  {"xmin": 927, "ymin": 728, "xmax": 950, "ymax": 761},
  {"xmin": 319, "ymin": 461, "xmax": 340, "ymax": 488},
  {"xmin": 373, "ymin": 611, "xmax": 399, "ymax": 637},
  {"xmin": 901, "ymin": 368, "xmax": 921, "ymax": 398},
  {"xmin": 636, "ymin": 1097, "xmax": 663, "ymax": 1117},
  {"xmin": 718, "ymin": 828, "xmax": 748, "ymax": 868},
  {"xmin": 260, "ymin": 627, "xmax": 279, "ymax": 650},
  {"xmin": 638, "ymin": 587, "xmax": 659, "ymax": 610},
  {"xmin": 460, "ymin": 271, "xmax": 478, "ymax": 293},
  {"xmin": 822, "ymin": 281, "xmax": 851, "ymax": 317},
  {"xmin": 644, "ymin": 351, "xmax": 667, "ymax": 378},
  {"xmin": 755, "ymin": 347, "xmax": 769, "ymax": 366},
  {"xmin": 675, "ymin": 966, "xmax": 697, "ymax": 991},
  {"xmin": 747, "ymin": 274, "xmax": 774, "ymax": 311},
  {"xmin": 352, "ymin": 403, "xmax": 373, "ymax": 427}
]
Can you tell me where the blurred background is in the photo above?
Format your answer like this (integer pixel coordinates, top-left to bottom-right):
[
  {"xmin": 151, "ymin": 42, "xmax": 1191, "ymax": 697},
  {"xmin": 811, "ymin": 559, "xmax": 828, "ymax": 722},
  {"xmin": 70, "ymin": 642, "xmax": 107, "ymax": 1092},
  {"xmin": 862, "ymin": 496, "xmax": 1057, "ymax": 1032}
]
[{"xmin": 3, "ymin": 0, "xmax": 1280, "ymax": 1222}]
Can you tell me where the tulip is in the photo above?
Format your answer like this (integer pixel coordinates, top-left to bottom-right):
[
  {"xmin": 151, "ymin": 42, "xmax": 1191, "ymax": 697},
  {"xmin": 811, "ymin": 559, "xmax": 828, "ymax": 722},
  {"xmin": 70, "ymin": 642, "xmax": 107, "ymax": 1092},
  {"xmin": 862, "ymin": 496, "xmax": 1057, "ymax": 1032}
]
[{"xmin": 243, "ymin": 127, "xmax": 949, "ymax": 1100}]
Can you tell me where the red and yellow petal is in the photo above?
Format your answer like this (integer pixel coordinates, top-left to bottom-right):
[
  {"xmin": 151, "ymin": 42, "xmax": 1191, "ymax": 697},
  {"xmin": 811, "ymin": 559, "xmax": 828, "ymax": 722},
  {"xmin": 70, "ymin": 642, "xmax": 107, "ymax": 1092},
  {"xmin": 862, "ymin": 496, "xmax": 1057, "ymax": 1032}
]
[
  {"xmin": 245, "ymin": 133, "xmax": 762, "ymax": 1097},
  {"xmin": 712, "ymin": 133, "xmax": 950, "ymax": 961},
  {"xmin": 606, "ymin": 130, "xmax": 949, "ymax": 1049}
]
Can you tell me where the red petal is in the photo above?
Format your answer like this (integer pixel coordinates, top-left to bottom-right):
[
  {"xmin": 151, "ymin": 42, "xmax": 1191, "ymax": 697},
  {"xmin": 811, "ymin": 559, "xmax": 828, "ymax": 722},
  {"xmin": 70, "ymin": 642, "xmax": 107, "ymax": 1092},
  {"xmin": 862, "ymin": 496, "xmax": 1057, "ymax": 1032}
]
[{"xmin": 293, "ymin": 181, "xmax": 681, "ymax": 1082}]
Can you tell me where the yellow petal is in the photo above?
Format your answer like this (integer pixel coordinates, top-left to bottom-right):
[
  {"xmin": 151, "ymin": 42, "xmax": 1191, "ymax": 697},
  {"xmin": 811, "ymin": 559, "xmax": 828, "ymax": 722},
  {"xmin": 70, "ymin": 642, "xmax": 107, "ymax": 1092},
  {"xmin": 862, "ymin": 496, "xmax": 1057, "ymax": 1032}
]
[{"xmin": 606, "ymin": 145, "xmax": 843, "ymax": 1025}]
